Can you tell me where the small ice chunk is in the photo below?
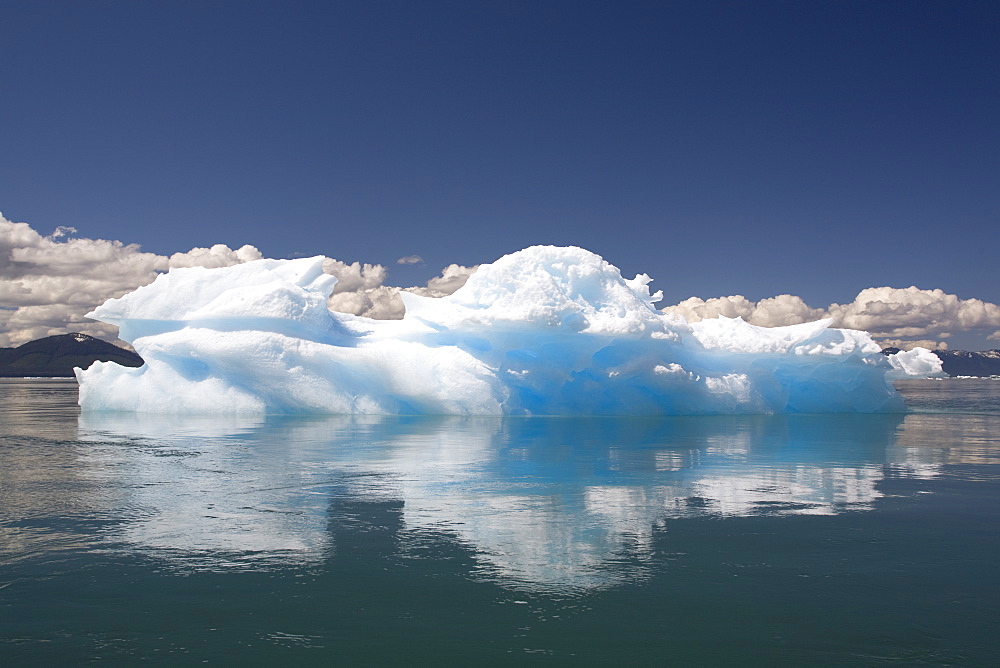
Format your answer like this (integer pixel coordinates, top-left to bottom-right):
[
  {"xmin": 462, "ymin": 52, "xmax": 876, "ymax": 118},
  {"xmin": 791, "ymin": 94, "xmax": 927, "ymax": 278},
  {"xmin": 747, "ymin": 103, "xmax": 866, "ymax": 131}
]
[{"xmin": 885, "ymin": 347, "xmax": 946, "ymax": 379}]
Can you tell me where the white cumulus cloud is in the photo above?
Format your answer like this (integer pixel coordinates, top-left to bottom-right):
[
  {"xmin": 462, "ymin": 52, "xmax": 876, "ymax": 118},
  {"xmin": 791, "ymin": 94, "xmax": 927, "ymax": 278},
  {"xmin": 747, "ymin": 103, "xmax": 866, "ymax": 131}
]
[
  {"xmin": 0, "ymin": 213, "xmax": 261, "ymax": 346},
  {"xmin": 662, "ymin": 294, "xmax": 826, "ymax": 328},
  {"xmin": 322, "ymin": 259, "xmax": 389, "ymax": 294},
  {"xmin": 662, "ymin": 285, "xmax": 1000, "ymax": 350},
  {"xmin": 168, "ymin": 244, "xmax": 262, "ymax": 269},
  {"xmin": 826, "ymin": 286, "xmax": 1000, "ymax": 340},
  {"xmin": 877, "ymin": 339, "xmax": 949, "ymax": 351},
  {"xmin": 408, "ymin": 263, "xmax": 480, "ymax": 298},
  {"xmin": 326, "ymin": 264, "xmax": 480, "ymax": 320}
]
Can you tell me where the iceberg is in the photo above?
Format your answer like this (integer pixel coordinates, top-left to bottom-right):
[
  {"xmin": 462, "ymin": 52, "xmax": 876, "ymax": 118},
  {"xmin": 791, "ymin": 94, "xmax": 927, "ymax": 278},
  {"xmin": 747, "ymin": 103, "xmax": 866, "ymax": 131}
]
[{"xmin": 75, "ymin": 246, "xmax": 940, "ymax": 414}]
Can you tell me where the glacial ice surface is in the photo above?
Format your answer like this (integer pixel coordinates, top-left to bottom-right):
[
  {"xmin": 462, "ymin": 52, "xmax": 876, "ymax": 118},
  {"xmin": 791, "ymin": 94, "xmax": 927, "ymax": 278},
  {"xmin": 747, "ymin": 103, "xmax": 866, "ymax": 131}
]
[{"xmin": 76, "ymin": 246, "xmax": 941, "ymax": 414}]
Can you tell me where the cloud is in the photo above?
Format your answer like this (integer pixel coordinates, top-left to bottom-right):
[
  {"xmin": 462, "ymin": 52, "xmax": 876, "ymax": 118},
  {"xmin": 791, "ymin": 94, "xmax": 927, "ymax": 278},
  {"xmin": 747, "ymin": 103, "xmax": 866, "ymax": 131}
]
[
  {"xmin": 408, "ymin": 263, "xmax": 480, "ymax": 298},
  {"xmin": 877, "ymin": 339, "xmax": 949, "ymax": 351},
  {"xmin": 0, "ymin": 213, "xmax": 261, "ymax": 346},
  {"xmin": 168, "ymin": 244, "xmax": 262, "ymax": 269},
  {"xmin": 662, "ymin": 295, "xmax": 755, "ymax": 322},
  {"xmin": 662, "ymin": 294, "xmax": 825, "ymax": 328},
  {"xmin": 326, "ymin": 264, "xmax": 480, "ymax": 320},
  {"xmin": 323, "ymin": 259, "xmax": 407, "ymax": 318},
  {"xmin": 49, "ymin": 225, "xmax": 77, "ymax": 240},
  {"xmin": 328, "ymin": 285, "xmax": 406, "ymax": 320},
  {"xmin": 662, "ymin": 285, "xmax": 1000, "ymax": 350},
  {"xmin": 396, "ymin": 255, "xmax": 424, "ymax": 265},
  {"xmin": 826, "ymin": 287, "xmax": 1000, "ymax": 339},
  {"xmin": 322, "ymin": 259, "xmax": 388, "ymax": 294}
]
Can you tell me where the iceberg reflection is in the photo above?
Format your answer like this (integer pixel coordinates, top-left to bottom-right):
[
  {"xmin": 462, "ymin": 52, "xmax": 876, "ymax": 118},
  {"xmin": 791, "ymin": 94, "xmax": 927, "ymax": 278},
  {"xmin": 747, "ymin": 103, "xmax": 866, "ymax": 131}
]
[{"xmin": 79, "ymin": 411, "xmax": 941, "ymax": 588}]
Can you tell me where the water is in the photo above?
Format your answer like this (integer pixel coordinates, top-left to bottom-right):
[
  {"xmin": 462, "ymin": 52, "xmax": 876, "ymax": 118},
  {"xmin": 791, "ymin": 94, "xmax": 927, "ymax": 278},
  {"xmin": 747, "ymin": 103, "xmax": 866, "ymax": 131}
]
[{"xmin": 1, "ymin": 379, "xmax": 998, "ymax": 664}]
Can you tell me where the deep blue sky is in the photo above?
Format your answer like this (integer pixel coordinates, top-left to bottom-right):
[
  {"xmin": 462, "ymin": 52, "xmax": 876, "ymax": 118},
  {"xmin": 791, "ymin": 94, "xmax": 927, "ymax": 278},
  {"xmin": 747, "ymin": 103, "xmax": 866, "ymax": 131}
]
[{"xmin": 2, "ymin": 0, "xmax": 997, "ymax": 305}]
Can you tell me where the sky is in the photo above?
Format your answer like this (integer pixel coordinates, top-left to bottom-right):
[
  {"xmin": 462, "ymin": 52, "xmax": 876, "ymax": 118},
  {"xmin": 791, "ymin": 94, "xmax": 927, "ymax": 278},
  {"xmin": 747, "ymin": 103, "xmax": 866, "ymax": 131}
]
[{"xmin": 1, "ymin": 0, "xmax": 998, "ymax": 350}]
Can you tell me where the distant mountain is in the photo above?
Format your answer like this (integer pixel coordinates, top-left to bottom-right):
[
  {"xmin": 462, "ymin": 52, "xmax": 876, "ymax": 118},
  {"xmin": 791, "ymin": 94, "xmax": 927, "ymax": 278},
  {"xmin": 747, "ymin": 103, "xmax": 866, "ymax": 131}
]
[
  {"xmin": 929, "ymin": 349, "xmax": 1000, "ymax": 377},
  {"xmin": 0, "ymin": 333, "xmax": 144, "ymax": 378},
  {"xmin": 882, "ymin": 347, "xmax": 1000, "ymax": 377}
]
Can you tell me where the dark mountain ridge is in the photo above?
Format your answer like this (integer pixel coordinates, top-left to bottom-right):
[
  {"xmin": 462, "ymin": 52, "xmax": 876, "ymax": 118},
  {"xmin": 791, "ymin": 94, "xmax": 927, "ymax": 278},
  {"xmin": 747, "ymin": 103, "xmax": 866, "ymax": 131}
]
[{"xmin": 0, "ymin": 333, "xmax": 144, "ymax": 378}]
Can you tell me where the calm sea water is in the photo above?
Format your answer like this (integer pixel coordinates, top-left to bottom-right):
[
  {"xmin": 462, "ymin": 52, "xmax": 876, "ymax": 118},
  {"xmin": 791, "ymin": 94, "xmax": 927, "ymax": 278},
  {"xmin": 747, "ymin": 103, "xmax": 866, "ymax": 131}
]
[{"xmin": 1, "ymin": 378, "xmax": 998, "ymax": 664}]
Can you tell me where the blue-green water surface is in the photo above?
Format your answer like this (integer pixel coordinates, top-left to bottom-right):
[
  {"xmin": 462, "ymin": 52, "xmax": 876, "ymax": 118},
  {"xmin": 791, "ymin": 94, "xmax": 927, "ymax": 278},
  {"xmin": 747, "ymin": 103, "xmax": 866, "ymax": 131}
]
[{"xmin": 1, "ymin": 378, "xmax": 999, "ymax": 664}]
